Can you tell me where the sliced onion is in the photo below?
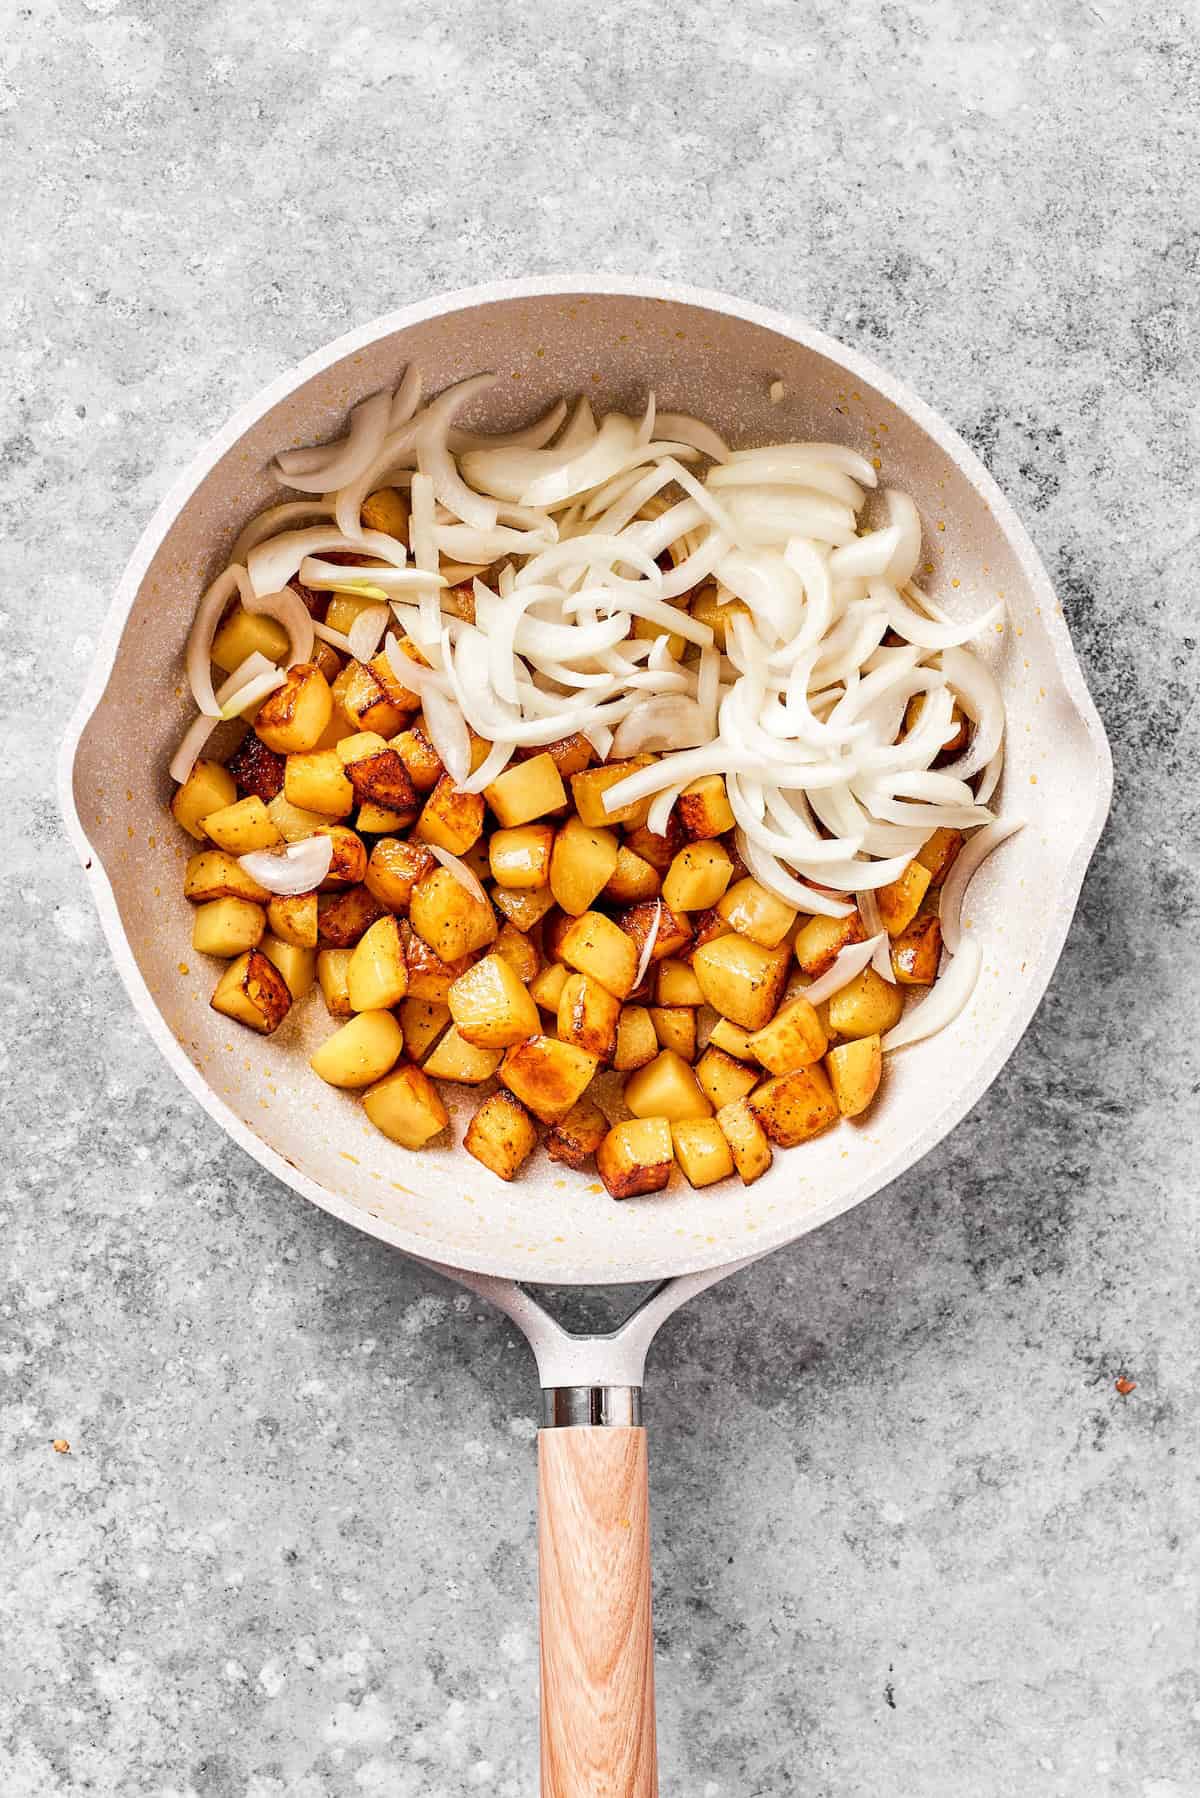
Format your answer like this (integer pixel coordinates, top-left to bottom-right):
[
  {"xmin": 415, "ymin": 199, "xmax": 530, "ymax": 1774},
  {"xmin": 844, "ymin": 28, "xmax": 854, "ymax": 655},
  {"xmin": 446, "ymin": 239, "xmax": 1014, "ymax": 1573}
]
[
  {"xmin": 230, "ymin": 500, "xmax": 334, "ymax": 564},
  {"xmin": 727, "ymin": 441, "xmax": 878, "ymax": 487},
  {"xmin": 219, "ymin": 668, "xmax": 285, "ymax": 719},
  {"xmin": 426, "ymin": 842, "xmax": 490, "ymax": 908},
  {"xmin": 940, "ymin": 818, "xmax": 1025, "ymax": 953},
  {"xmin": 313, "ymin": 620, "xmax": 354, "ymax": 653},
  {"xmin": 248, "ymin": 527, "xmax": 409, "ymax": 597},
  {"xmin": 633, "ymin": 901, "xmax": 663, "ymax": 989},
  {"xmin": 186, "ymin": 565, "xmax": 251, "ymax": 717},
  {"xmin": 801, "ymin": 934, "xmax": 887, "ymax": 1007},
  {"xmin": 556, "ymin": 396, "xmax": 597, "ymax": 453},
  {"xmin": 243, "ymin": 585, "xmax": 314, "ymax": 668},
  {"xmin": 347, "ymin": 604, "xmax": 390, "ymax": 663},
  {"xmin": 937, "ymin": 645, "xmax": 1006, "ymax": 780},
  {"xmin": 275, "ymin": 390, "xmax": 391, "ymax": 494},
  {"xmin": 390, "ymin": 364, "xmax": 422, "ymax": 428},
  {"xmin": 169, "ymin": 654, "xmax": 280, "ymax": 783},
  {"xmin": 646, "ymin": 785, "xmax": 683, "ymax": 837},
  {"xmin": 882, "ymin": 939, "xmax": 982, "ymax": 1051},
  {"xmin": 448, "ymin": 396, "xmax": 568, "ymax": 454},
  {"xmin": 881, "ymin": 491, "xmax": 923, "ymax": 585},
  {"xmin": 655, "ymin": 411, "xmax": 730, "ymax": 463},
  {"xmin": 238, "ymin": 835, "xmax": 334, "ymax": 896},
  {"xmin": 869, "ymin": 578, "xmax": 1005, "ymax": 651}
]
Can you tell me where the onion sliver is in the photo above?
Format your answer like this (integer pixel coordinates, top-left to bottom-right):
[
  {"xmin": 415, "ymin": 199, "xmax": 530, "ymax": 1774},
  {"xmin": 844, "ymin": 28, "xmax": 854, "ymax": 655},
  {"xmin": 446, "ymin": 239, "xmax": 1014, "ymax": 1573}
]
[
  {"xmin": 426, "ymin": 842, "xmax": 489, "ymax": 907},
  {"xmin": 243, "ymin": 586, "xmax": 314, "ymax": 668},
  {"xmin": 801, "ymin": 934, "xmax": 888, "ymax": 1007},
  {"xmin": 219, "ymin": 668, "xmax": 285, "ymax": 719},
  {"xmin": 248, "ymin": 527, "xmax": 410, "ymax": 597},
  {"xmin": 633, "ymin": 901, "xmax": 663, "ymax": 989},
  {"xmin": 447, "ymin": 396, "xmax": 568, "ymax": 454},
  {"xmin": 276, "ymin": 390, "xmax": 391, "ymax": 494},
  {"xmin": 939, "ymin": 818, "xmax": 1025, "ymax": 953},
  {"xmin": 882, "ymin": 939, "xmax": 982, "ymax": 1051},
  {"xmin": 239, "ymin": 835, "xmax": 334, "ymax": 897},
  {"xmin": 230, "ymin": 500, "xmax": 334, "ymax": 564},
  {"xmin": 347, "ymin": 605, "xmax": 390, "ymax": 663},
  {"xmin": 655, "ymin": 411, "xmax": 730, "ymax": 463}
]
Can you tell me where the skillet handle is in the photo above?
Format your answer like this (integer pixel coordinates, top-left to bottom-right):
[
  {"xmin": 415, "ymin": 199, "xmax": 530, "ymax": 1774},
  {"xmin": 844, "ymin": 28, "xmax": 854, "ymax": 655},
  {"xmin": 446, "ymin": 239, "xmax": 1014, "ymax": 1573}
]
[{"xmin": 538, "ymin": 1390, "xmax": 657, "ymax": 1797}]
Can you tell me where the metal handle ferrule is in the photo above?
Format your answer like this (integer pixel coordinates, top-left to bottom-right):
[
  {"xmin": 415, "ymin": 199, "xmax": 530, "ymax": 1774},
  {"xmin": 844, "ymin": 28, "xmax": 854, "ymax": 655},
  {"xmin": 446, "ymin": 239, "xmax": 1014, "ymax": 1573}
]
[{"xmin": 541, "ymin": 1386, "xmax": 643, "ymax": 1428}]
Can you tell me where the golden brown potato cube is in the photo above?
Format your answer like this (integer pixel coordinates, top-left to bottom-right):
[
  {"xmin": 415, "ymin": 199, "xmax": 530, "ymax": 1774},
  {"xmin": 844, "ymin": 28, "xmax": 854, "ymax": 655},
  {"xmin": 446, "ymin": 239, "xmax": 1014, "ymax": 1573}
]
[
  {"xmin": 826, "ymin": 1035, "xmax": 883, "ymax": 1118},
  {"xmin": 331, "ymin": 658, "xmax": 414, "ymax": 736},
  {"xmin": 715, "ymin": 1098, "xmax": 774, "ymax": 1185},
  {"xmin": 500, "ymin": 1036, "xmax": 600, "ymax": 1124},
  {"xmin": 210, "ymin": 607, "xmax": 290, "ymax": 674},
  {"xmin": 423, "ymin": 1026, "xmax": 503, "ymax": 1084},
  {"xmin": 677, "ymin": 774, "xmax": 735, "ymax": 840},
  {"xmin": 624, "ymin": 1049, "xmax": 712, "ymax": 1122},
  {"xmin": 317, "ymin": 886, "xmax": 388, "ymax": 949},
  {"xmin": 355, "ymin": 801, "xmax": 412, "ymax": 834},
  {"xmin": 172, "ymin": 759, "xmax": 237, "ymax": 841},
  {"xmin": 826, "ymin": 966, "xmax": 904, "ymax": 1039},
  {"xmin": 491, "ymin": 882, "xmax": 555, "ymax": 933},
  {"xmin": 654, "ymin": 958, "xmax": 704, "ymax": 1007},
  {"xmin": 225, "ymin": 733, "xmax": 287, "ymax": 804},
  {"xmin": 546, "ymin": 1097, "xmax": 608, "ymax": 1170},
  {"xmin": 364, "ymin": 1063, "xmax": 449, "ymax": 1149},
  {"xmin": 260, "ymin": 932, "xmax": 316, "ymax": 1000},
  {"xmin": 492, "ymin": 921, "xmax": 541, "ymax": 986},
  {"xmin": 464, "ymin": 1091, "xmax": 540, "ymax": 1181},
  {"xmin": 602, "ymin": 846, "xmax": 662, "ymax": 905},
  {"xmin": 559, "ymin": 911, "xmax": 639, "ymax": 1000},
  {"xmin": 557, "ymin": 973, "xmax": 621, "ymax": 1060},
  {"xmin": 616, "ymin": 900, "xmax": 692, "ymax": 968},
  {"xmin": 399, "ymin": 920, "xmax": 474, "ymax": 1003},
  {"xmin": 650, "ymin": 1007, "xmax": 696, "ymax": 1061},
  {"xmin": 877, "ymin": 861, "xmax": 933, "ymax": 937},
  {"xmin": 671, "ymin": 1118, "xmax": 735, "ymax": 1189},
  {"xmin": 695, "ymin": 1045, "xmax": 759, "ymax": 1111},
  {"xmin": 266, "ymin": 793, "xmax": 328, "ymax": 842},
  {"xmin": 396, "ymin": 998, "xmax": 450, "ymax": 1061},
  {"xmin": 485, "ymin": 753, "xmax": 568, "ymax": 827},
  {"xmin": 490, "ymin": 824, "xmax": 554, "ymax": 891},
  {"xmin": 691, "ymin": 934, "xmax": 791, "ymax": 1031},
  {"xmin": 310, "ymin": 640, "xmax": 344, "ymax": 685},
  {"xmin": 597, "ymin": 1117, "xmax": 673, "ymax": 1199},
  {"xmin": 915, "ymin": 827, "xmax": 965, "ymax": 887},
  {"xmin": 793, "ymin": 910, "xmax": 867, "ymax": 977},
  {"xmin": 310, "ymin": 1007, "xmax": 404, "ymax": 1088},
  {"xmin": 192, "ymin": 896, "xmax": 265, "ymax": 958},
  {"xmin": 284, "ymin": 749, "xmax": 355, "ymax": 819},
  {"xmin": 530, "ymin": 962, "xmax": 569, "ymax": 1012},
  {"xmin": 662, "ymin": 841, "xmax": 733, "ymax": 914},
  {"xmin": 210, "ymin": 949, "xmax": 292, "ymax": 1036},
  {"xmin": 325, "ymin": 591, "xmax": 388, "ymax": 638},
  {"xmin": 409, "ymin": 867, "xmax": 497, "ymax": 962},
  {"xmin": 360, "ymin": 485, "xmax": 410, "ymax": 539},
  {"xmin": 717, "ymin": 877, "xmax": 797, "ymax": 949},
  {"xmin": 346, "ymin": 915, "xmax": 409, "ymax": 1011},
  {"xmin": 749, "ymin": 1065, "xmax": 838, "ymax": 1147},
  {"xmin": 747, "ymin": 996, "xmax": 828, "ymax": 1075},
  {"xmin": 542, "ymin": 909, "xmax": 573, "ymax": 964},
  {"xmin": 314, "ymin": 824, "xmax": 368, "ymax": 890},
  {"xmin": 364, "ymin": 837, "xmax": 435, "ymax": 911},
  {"xmin": 414, "ymin": 776, "xmax": 485, "ymax": 855},
  {"xmin": 613, "ymin": 1005, "xmax": 659, "ymax": 1072},
  {"xmin": 312, "ymin": 711, "xmax": 357, "ymax": 752},
  {"xmin": 571, "ymin": 756, "xmax": 656, "ymax": 829},
  {"xmin": 679, "ymin": 905, "xmax": 733, "ymax": 965},
  {"xmin": 707, "ymin": 1017, "xmax": 758, "ymax": 1060},
  {"xmin": 518, "ymin": 732, "xmax": 595, "ymax": 778},
  {"xmin": 335, "ymin": 729, "xmax": 389, "ymax": 765},
  {"xmin": 448, "ymin": 953, "xmax": 540, "ymax": 1049},
  {"xmin": 267, "ymin": 892, "xmax": 318, "ymax": 949},
  {"xmin": 344, "ymin": 747, "xmax": 418, "ymax": 814},
  {"xmin": 549, "ymin": 817, "xmax": 619, "ymax": 916},
  {"xmin": 892, "ymin": 912, "xmax": 943, "ymax": 986},
  {"xmin": 317, "ymin": 948, "xmax": 354, "ymax": 1016},
  {"xmin": 254, "ymin": 663, "xmax": 334, "ymax": 755},
  {"xmin": 183, "ymin": 850, "xmax": 271, "ymax": 906},
  {"xmin": 624, "ymin": 815, "xmax": 686, "ymax": 872},
  {"xmin": 391, "ymin": 722, "xmax": 444, "ymax": 793}
]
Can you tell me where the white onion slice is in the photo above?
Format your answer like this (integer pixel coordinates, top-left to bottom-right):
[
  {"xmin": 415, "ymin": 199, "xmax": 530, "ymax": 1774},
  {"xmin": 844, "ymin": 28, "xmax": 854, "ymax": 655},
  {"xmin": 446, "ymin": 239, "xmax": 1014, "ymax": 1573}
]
[
  {"xmin": 243, "ymin": 586, "xmax": 314, "ymax": 668},
  {"xmin": 239, "ymin": 835, "xmax": 334, "ymax": 896},
  {"xmin": 426, "ymin": 842, "xmax": 490, "ymax": 908},
  {"xmin": 186, "ymin": 565, "xmax": 251, "ymax": 717},
  {"xmin": 727, "ymin": 441, "xmax": 878, "ymax": 487},
  {"xmin": 801, "ymin": 933, "xmax": 887, "ymax": 1007},
  {"xmin": 390, "ymin": 365, "xmax": 422, "ymax": 428},
  {"xmin": 646, "ymin": 784, "xmax": 682, "ymax": 837},
  {"xmin": 347, "ymin": 605, "xmax": 390, "ymax": 663},
  {"xmin": 939, "ymin": 818, "xmax": 1025, "ymax": 953},
  {"xmin": 248, "ymin": 527, "xmax": 409, "ymax": 597},
  {"xmin": 219, "ymin": 668, "xmax": 285, "ymax": 719},
  {"xmin": 937, "ymin": 646, "xmax": 1006, "ymax": 780},
  {"xmin": 447, "ymin": 396, "xmax": 568, "ymax": 454},
  {"xmin": 230, "ymin": 500, "xmax": 334, "ymax": 564},
  {"xmin": 735, "ymin": 829, "xmax": 855, "ymax": 919},
  {"xmin": 276, "ymin": 390, "xmax": 391, "ymax": 494},
  {"xmin": 881, "ymin": 490, "xmax": 923, "ymax": 585},
  {"xmin": 655, "ymin": 411, "xmax": 730, "ymax": 463},
  {"xmin": 632, "ymin": 901, "xmax": 663, "ymax": 989},
  {"xmin": 313, "ymin": 620, "xmax": 353, "ymax": 653},
  {"xmin": 882, "ymin": 939, "xmax": 982, "ymax": 1051},
  {"xmin": 869, "ymin": 578, "xmax": 1004, "ymax": 651}
]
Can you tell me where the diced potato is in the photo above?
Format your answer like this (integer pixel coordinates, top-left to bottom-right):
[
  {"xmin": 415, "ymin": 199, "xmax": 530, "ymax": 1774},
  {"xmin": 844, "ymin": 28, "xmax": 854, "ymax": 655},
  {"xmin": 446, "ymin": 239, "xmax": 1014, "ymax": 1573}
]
[
  {"xmin": 360, "ymin": 485, "xmax": 410, "ymax": 538},
  {"xmin": 343, "ymin": 746, "xmax": 417, "ymax": 814},
  {"xmin": 877, "ymin": 861, "xmax": 933, "ymax": 937},
  {"xmin": 312, "ymin": 712, "xmax": 357, "ymax": 752},
  {"xmin": 549, "ymin": 817, "xmax": 619, "ymax": 916},
  {"xmin": 688, "ymin": 582, "xmax": 749, "ymax": 650},
  {"xmin": 355, "ymin": 801, "xmax": 410, "ymax": 834},
  {"xmin": 677, "ymin": 774, "xmax": 735, "ymax": 840},
  {"xmin": 267, "ymin": 892, "xmax": 318, "ymax": 949},
  {"xmin": 409, "ymin": 867, "xmax": 498, "ymax": 961},
  {"xmin": 691, "ymin": 934, "xmax": 791, "ymax": 1030},
  {"xmin": 387, "ymin": 999, "xmax": 446, "ymax": 1066},
  {"xmin": 492, "ymin": 884, "xmax": 556, "ymax": 932},
  {"xmin": 650, "ymin": 1007, "xmax": 696, "ymax": 1061},
  {"xmin": 826, "ymin": 967, "xmax": 904, "ymax": 1039},
  {"xmin": 266, "ymin": 793, "xmax": 328, "ymax": 842},
  {"xmin": 662, "ymin": 841, "xmax": 733, "ymax": 913},
  {"xmin": 680, "ymin": 905, "xmax": 732, "ymax": 965},
  {"xmin": 623, "ymin": 816, "xmax": 685, "ymax": 872},
  {"xmin": 616, "ymin": 900, "xmax": 692, "ymax": 968},
  {"xmin": 448, "ymin": 953, "xmax": 540, "ymax": 1048},
  {"xmin": 826, "ymin": 1035, "xmax": 882, "ymax": 1117},
  {"xmin": 391, "ymin": 722, "xmax": 444, "ymax": 793},
  {"xmin": 570, "ymin": 756, "xmax": 655, "ymax": 829},
  {"xmin": 793, "ymin": 910, "xmax": 867, "ymax": 977},
  {"xmin": 715, "ymin": 1098, "xmax": 773, "ymax": 1185},
  {"xmin": 707, "ymin": 1017, "xmax": 758, "ymax": 1060},
  {"xmin": 542, "ymin": 909, "xmax": 573, "ymax": 964},
  {"xmin": 613, "ymin": 1005, "xmax": 658, "ymax": 1072},
  {"xmin": 530, "ymin": 961, "xmax": 569, "ymax": 1012},
  {"xmin": 363, "ymin": 1063, "xmax": 449, "ymax": 1149},
  {"xmin": 310, "ymin": 640, "xmax": 344, "ymax": 685},
  {"xmin": 624, "ymin": 1049, "xmax": 712, "ymax": 1122},
  {"xmin": 365, "ymin": 837, "xmax": 435, "ymax": 911},
  {"xmin": 423, "ymin": 1026, "xmax": 503, "ymax": 1084},
  {"xmin": 317, "ymin": 948, "xmax": 354, "ymax": 1017},
  {"xmin": 415, "ymin": 776, "xmax": 485, "ymax": 855},
  {"xmin": 172, "ymin": 759, "xmax": 237, "ymax": 841},
  {"xmin": 310, "ymin": 1011, "xmax": 404, "ymax": 1087},
  {"xmin": 314, "ymin": 824, "xmax": 368, "ymax": 889},
  {"xmin": 284, "ymin": 749, "xmax": 355, "ymax": 818},
  {"xmin": 557, "ymin": 973, "xmax": 621, "ymax": 1060},
  {"xmin": 210, "ymin": 607, "xmax": 290, "ymax": 674},
  {"xmin": 546, "ymin": 1098, "xmax": 608, "ymax": 1170},
  {"xmin": 260, "ymin": 932, "xmax": 316, "ymax": 1000},
  {"xmin": 399, "ymin": 920, "xmax": 474, "ymax": 1003},
  {"xmin": 916, "ymin": 827, "xmax": 964, "ymax": 887},
  {"xmin": 347, "ymin": 915, "xmax": 409, "ymax": 1010},
  {"xmin": 892, "ymin": 912, "xmax": 943, "ymax": 986},
  {"xmin": 596, "ymin": 1117, "xmax": 673, "ymax": 1199},
  {"xmin": 654, "ymin": 958, "xmax": 704, "ymax": 1007},
  {"xmin": 324, "ymin": 592, "xmax": 385, "ymax": 636},
  {"xmin": 317, "ymin": 886, "xmax": 388, "ymax": 948},
  {"xmin": 500, "ymin": 1036, "xmax": 600, "ymax": 1124},
  {"xmin": 749, "ymin": 1065, "xmax": 838, "ymax": 1147},
  {"xmin": 485, "ymin": 752, "xmax": 567, "ymax": 827},
  {"xmin": 464, "ymin": 1091, "xmax": 540, "ymax": 1181},
  {"xmin": 695, "ymin": 1045, "xmax": 759, "ymax": 1110},
  {"xmin": 184, "ymin": 850, "xmax": 271, "ymax": 905},
  {"xmin": 671, "ymin": 1118, "xmax": 735, "ymax": 1189},
  {"xmin": 192, "ymin": 896, "xmax": 265, "ymax": 958},
  {"xmin": 559, "ymin": 911, "xmax": 639, "ymax": 1000},
  {"xmin": 225, "ymin": 734, "xmax": 286, "ymax": 803},
  {"xmin": 632, "ymin": 613, "xmax": 686, "ymax": 660},
  {"xmin": 492, "ymin": 921, "xmax": 541, "ymax": 986},
  {"xmin": 254, "ymin": 663, "xmax": 334, "ymax": 755},
  {"xmin": 747, "ymin": 996, "xmax": 827, "ymax": 1075},
  {"xmin": 490, "ymin": 823, "xmax": 554, "ymax": 891},
  {"xmin": 717, "ymin": 877, "xmax": 797, "ymax": 949},
  {"xmin": 331, "ymin": 658, "xmax": 413, "ymax": 736},
  {"xmin": 602, "ymin": 845, "xmax": 662, "ymax": 904},
  {"xmin": 210, "ymin": 949, "xmax": 292, "ymax": 1035},
  {"xmin": 518, "ymin": 733, "xmax": 594, "ymax": 778}
]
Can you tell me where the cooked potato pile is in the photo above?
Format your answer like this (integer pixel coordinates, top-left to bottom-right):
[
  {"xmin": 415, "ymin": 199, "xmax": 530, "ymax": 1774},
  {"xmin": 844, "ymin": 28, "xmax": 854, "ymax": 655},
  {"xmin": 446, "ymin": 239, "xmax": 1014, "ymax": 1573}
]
[{"xmin": 170, "ymin": 494, "xmax": 969, "ymax": 1199}]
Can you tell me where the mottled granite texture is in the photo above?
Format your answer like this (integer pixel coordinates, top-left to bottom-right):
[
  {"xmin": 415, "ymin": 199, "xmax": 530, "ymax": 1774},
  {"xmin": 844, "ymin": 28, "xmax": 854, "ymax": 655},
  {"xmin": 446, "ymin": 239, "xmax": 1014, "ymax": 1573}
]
[{"xmin": 3, "ymin": 1, "xmax": 1198, "ymax": 1792}]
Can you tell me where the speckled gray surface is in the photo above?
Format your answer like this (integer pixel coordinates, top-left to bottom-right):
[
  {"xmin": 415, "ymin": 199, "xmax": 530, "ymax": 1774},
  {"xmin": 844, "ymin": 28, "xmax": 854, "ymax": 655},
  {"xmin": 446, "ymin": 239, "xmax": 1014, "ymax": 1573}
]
[{"xmin": 4, "ymin": 2, "xmax": 1198, "ymax": 1793}]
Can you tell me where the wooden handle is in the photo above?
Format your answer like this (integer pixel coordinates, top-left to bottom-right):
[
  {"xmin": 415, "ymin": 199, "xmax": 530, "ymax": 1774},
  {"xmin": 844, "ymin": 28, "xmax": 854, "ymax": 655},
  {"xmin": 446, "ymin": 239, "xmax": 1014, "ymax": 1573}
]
[{"xmin": 538, "ymin": 1426, "xmax": 658, "ymax": 1797}]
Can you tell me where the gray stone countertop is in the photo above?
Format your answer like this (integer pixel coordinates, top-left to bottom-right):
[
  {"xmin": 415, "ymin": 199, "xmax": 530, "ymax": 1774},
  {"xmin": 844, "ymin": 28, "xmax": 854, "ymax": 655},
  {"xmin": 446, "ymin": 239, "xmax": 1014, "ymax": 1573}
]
[{"xmin": 3, "ymin": 2, "xmax": 1198, "ymax": 1793}]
